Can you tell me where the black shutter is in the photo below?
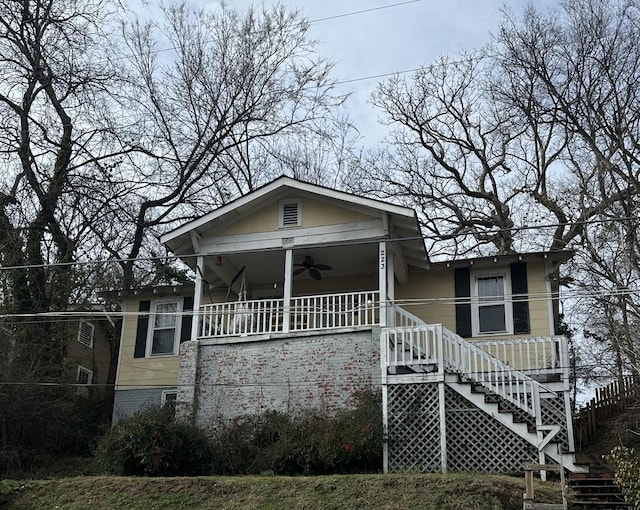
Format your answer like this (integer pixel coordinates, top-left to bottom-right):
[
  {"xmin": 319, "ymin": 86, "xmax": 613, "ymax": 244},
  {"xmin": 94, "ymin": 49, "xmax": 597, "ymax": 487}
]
[
  {"xmin": 180, "ymin": 296, "xmax": 194, "ymax": 343},
  {"xmin": 511, "ymin": 262, "xmax": 530, "ymax": 334},
  {"xmin": 134, "ymin": 300, "xmax": 151, "ymax": 358},
  {"xmin": 454, "ymin": 267, "xmax": 472, "ymax": 337}
]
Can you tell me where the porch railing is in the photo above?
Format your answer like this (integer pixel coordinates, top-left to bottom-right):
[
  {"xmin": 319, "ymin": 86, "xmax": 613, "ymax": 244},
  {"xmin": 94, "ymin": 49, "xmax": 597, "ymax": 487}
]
[
  {"xmin": 198, "ymin": 290, "xmax": 379, "ymax": 338},
  {"xmin": 474, "ymin": 336, "xmax": 566, "ymax": 374},
  {"xmin": 382, "ymin": 324, "xmax": 557, "ymax": 419}
]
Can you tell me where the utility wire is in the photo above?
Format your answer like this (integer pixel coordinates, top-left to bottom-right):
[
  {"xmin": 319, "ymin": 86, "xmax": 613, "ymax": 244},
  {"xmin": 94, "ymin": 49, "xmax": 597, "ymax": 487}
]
[
  {"xmin": 0, "ymin": 286, "xmax": 638, "ymax": 321},
  {"xmin": 0, "ymin": 368, "xmax": 628, "ymax": 389},
  {"xmin": 0, "ymin": 215, "xmax": 638, "ymax": 273}
]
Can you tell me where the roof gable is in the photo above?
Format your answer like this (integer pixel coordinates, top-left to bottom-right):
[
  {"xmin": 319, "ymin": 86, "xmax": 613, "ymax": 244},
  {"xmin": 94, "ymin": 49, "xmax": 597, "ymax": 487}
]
[{"xmin": 161, "ymin": 177, "xmax": 427, "ymax": 263}]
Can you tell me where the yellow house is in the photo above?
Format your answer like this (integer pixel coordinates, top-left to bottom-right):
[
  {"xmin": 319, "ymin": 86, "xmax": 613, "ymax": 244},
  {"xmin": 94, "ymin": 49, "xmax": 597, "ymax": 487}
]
[{"xmin": 113, "ymin": 176, "xmax": 582, "ymax": 474}]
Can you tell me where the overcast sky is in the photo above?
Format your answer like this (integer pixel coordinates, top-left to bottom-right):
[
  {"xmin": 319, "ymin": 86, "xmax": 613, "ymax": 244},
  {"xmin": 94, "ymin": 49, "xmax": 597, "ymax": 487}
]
[
  {"xmin": 204, "ymin": 0, "xmax": 555, "ymax": 145},
  {"xmin": 132, "ymin": 0, "xmax": 557, "ymax": 144}
]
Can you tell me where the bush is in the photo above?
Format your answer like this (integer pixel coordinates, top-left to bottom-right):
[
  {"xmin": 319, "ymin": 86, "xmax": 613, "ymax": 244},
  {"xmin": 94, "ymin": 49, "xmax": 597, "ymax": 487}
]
[
  {"xmin": 94, "ymin": 406, "xmax": 213, "ymax": 476},
  {"xmin": 208, "ymin": 389, "xmax": 383, "ymax": 475},
  {"xmin": 606, "ymin": 446, "xmax": 640, "ymax": 509},
  {"xmin": 0, "ymin": 385, "xmax": 110, "ymax": 475}
]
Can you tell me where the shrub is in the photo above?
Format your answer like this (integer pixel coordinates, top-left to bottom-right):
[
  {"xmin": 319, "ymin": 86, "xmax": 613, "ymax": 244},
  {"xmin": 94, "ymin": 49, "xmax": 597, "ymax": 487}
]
[
  {"xmin": 208, "ymin": 389, "xmax": 383, "ymax": 475},
  {"xmin": 94, "ymin": 406, "xmax": 213, "ymax": 476},
  {"xmin": 606, "ymin": 446, "xmax": 640, "ymax": 508},
  {"xmin": 1, "ymin": 385, "xmax": 110, "ymax": 475}
]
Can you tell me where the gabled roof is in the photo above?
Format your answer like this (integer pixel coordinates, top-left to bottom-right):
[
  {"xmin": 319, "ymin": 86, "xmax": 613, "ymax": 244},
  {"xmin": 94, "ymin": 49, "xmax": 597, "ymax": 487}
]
[{"xmin": 160, "ymin": 176, "xmax": 429, "ymax": 267}]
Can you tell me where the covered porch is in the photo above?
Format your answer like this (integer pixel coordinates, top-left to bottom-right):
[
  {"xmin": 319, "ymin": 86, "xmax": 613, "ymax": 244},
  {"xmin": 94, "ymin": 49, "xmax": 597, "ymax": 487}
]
[
  {"xmin": 157, "ymin": 180, "xmax": 429, "ymax": 343},
  {"xmin": 185, "ymin": 239, "xmax": 396, "ymax": 341}
]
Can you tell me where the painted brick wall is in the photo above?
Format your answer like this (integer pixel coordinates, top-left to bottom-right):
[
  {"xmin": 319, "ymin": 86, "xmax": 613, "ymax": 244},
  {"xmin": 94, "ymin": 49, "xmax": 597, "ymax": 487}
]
[{"xmin": 177, "ymin": 329, "xmax": 380, "ymax": 426}]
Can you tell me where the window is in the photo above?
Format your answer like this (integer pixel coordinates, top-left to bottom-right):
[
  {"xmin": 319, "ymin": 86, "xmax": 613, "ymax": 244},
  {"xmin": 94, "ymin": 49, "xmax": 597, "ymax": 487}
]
[
  {"xmin": 77, "ymin": 365, "xmax": 93, "ymax": 385},
  {"xmin": 279, "ymin": 199, "xmax": 301, "ymax": 227},
  {"xmin": 148, "ymin": 301, "xmax": 182, "ymax": 356},
  {"xmin": 134, "ymin": 297, "xmax": 191, "ymax": 359},
  {"xmin": 161, "ymin": 389, "xmax": 177, "ymax": 406},
  {"xmin": 472, "ymin": 272, "xmax": 513, "ymax": 336},
  {"xmin": 77, "ymin": 321, "xmax": 94, "ymax": 348},
  {"xmin": 455, "ymin": 263, "xmax": 530, "ymax": 338}
]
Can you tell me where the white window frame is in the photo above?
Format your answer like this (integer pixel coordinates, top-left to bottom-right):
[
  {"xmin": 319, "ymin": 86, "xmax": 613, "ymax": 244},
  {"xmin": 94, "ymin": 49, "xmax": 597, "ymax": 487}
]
[
  {"xmin": 77, "ymin": 320, "xmax": 95, "ymax": 349},
  {"xmin": 471, "ymin": 270, "xmax": 513, "ymax": 336},
  {"xmin": 279, "ymin": 199, "xmax": 301, "ymax": 228},
  {"xmin": 146, "ymin": 299, "xmax": 183, "ymax": 357},
  {"xmin": 161, "ymin": 389, "xmax": 177, "ymax": 406},
  {"xmin": 77, "ymin": 365, "xmax": 93, "ymax": 385}
]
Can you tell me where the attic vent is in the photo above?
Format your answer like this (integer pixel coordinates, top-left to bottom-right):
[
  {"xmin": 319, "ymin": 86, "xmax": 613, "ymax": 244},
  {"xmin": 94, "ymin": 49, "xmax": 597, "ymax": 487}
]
[
  {"xmin": 78, "ymin": 321, "xmax": 95, "ymax": 348},
  {"xmin": 280, "ymin": 200, "xmax": 301, "ymax": 227}
]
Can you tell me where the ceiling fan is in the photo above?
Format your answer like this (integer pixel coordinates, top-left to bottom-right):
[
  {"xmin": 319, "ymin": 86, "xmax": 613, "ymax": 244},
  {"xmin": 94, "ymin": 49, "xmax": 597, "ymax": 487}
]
[{"xmin": 293, "ymin": 255, "xmax": 332, "ymax": 280}]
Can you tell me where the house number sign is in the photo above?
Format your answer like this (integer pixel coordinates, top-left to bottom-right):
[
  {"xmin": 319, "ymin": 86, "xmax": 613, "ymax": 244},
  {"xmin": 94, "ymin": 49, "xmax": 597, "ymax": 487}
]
[{"xmin": 379, "ymin": 246, "xmax": 386, "ymax": 271}]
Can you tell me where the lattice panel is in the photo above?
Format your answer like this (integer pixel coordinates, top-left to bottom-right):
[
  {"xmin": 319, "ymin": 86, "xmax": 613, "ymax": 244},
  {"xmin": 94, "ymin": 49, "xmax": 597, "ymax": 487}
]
[
  {"xmin": 541, "ymin": 395, "xmax": 570, "ymax": 451},
  {"xmin": 387, "ymin": 384, "xmax": 441, "ymax": 472},
  {"xmin": 445, "ymin": 387, "xmax": 537, "ymax": 473}
]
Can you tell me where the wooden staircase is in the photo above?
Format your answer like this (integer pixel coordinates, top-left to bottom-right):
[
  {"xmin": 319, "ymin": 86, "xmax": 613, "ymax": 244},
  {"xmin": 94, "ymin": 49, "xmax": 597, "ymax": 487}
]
[
  {"xmin": 382, "ymin": 316, "xmax": 586, "ymax": 473},
  {"xmin": 447, "ymin": 374, "xmax": 586, "ymax": 472},
  {"xmin": 569, "ymin": 473, "xmax": 629, "ymax": 508}
]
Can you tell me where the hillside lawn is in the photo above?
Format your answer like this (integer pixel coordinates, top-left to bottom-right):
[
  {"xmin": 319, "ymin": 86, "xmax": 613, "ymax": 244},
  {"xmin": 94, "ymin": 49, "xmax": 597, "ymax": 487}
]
[{"xmin": 1, "ymin": 472, "xmax": 564, "ymax": 510}]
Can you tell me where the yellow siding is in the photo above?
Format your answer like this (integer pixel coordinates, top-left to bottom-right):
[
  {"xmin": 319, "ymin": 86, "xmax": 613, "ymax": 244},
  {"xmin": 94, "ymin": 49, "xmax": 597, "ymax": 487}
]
[
  {"xmin": 215, "ymin": 197, "xmax": 373, "ymax": 236},
  {"xmin": 394, "ymin": 262, "xmax": 553, "ymax": 369},
  {"xmin": 216, "ymin": 202, "xmax": 279, "ymax": 235},
  {"xmin": 301, "ymin": 198, "xmax": 371, "ymax": 227},
  {"xmin": 116, "ymin": 297, "xmax": 180, "ymax": 390},
  {"xmin": 525, "ymin": 260, "xmax": 551, "ymax": 337},
  {"xmin": 396, "ymin": 271, "xmax": 456, "ymax": 332},
  {"xmin": 395, "ymin": 261, "xmax": 553, "ymax": 339},
  {"xmin": 293, "ymin": 274, "xmax": 378, "ymax": 296}
]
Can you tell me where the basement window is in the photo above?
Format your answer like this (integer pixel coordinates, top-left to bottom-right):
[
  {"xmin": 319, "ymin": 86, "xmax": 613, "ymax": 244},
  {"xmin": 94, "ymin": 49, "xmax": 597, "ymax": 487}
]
[
  {"xmin": 162, "ymin": 390, "xmax": 177, "ymax": 406},
  {"xmin": 77, "ymin": 365, "xmax": 93, "ymax": 385},
  {"xmin": 279, "ymin": 199, "xmax": 301, "ymax": 227}
]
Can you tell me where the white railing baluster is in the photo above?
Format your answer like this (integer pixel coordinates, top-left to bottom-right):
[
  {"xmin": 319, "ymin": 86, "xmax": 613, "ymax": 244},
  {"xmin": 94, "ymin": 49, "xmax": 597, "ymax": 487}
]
[{"xmin": 197, "ymin": 290, "xmax": 381, "ymax": 339}]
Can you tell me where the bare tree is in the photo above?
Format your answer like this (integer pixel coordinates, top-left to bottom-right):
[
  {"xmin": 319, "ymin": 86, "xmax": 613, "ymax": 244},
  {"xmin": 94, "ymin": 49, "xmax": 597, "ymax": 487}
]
[
  {"xmin": 352, "ymin": 0, "xmax": 640, "ymax": 261},
  {"xmin": 362, "ymin": 56, "xmax": 524, "ymax": 257},
  {"xmin": 82, "ymin": 2, "xmax": 351, "ymax": 289},
  {"xmin": 0, "ymin": 0, "xmax": 130, "ymax": 354},
  {"xmin": 0, "ymin": 0, "xmax": 133, "ymax": 471},
  {"xmin": 351, "ymin": 0, "xmax": 640, "ymax": 380}
]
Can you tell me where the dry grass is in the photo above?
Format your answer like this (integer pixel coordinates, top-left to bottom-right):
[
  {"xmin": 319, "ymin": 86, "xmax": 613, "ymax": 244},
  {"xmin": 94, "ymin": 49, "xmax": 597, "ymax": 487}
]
[{"xmin": 1, "ymin": 473, "xmax": 564, "ymax": 510}]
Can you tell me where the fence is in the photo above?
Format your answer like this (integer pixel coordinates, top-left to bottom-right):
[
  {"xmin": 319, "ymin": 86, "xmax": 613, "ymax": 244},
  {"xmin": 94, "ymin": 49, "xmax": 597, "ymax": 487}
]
[{"xmin": 573, "ymin": 375, "xmax": 639, "ymax": 449}]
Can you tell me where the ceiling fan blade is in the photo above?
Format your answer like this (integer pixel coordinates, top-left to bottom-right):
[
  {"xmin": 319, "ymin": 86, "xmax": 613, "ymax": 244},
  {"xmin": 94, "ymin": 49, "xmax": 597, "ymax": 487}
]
[
  {"xmin": 309, "ymin": 268, "xmax": 322, "ymax": 280},
  {"xmin": 293, "ymin": 268, "xmax": 306, "ymax": 276},
  {"xmin": 314, "ymin": 263, "xmax": 332, "ymax": 271}
]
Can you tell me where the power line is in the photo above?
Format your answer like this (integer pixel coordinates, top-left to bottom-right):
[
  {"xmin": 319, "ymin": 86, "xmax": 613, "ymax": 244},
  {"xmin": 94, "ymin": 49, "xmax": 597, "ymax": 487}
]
[
  {"xmin": 101, "ymin": 1, "xmax": 422, "ymax": 62},
  {"xmin": 0, "ymin": 215, "xmax": 639, "ymax": 273},
  {"xmin": 0, "ymin": 367, "xmax": 627, "ymax": 389},
  {"xmin": 311, "ymin": 1, "xmax": 421, "ymax": 23},
  {"xmin": 0, "ymin": 286, "xmax": 638, "ymax": 321}
]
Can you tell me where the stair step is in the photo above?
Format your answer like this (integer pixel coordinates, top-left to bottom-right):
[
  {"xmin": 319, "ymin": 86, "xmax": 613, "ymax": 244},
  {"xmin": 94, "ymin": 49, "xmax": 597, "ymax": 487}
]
[
  {"xmin": 523, "ymin": 503, "xmax": 564, "ymax": 510},
  {"xmin": 572, "ymin": 503, "xmax": 629, "ymax": 507},
  {"xmin": 569, "ymin": 474, "xmax": 629, "ymax": 508}
]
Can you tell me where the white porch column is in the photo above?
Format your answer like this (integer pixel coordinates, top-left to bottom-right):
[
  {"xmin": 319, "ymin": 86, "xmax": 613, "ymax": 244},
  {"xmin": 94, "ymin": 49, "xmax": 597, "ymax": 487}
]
[
  {"xmin": 379, "ymin": 241, "xmax": 388, "ymax": 327},
  {"xmin": 191, "ymin": 255, "xmax": 204, "ymax": 341},
  {"xmin": 439, "ymin": 381, "xmax": 448, "ymax": 473},
  {"xmin": 283, "ymin": 249, "xmax": 293, "ymax": 333},
  {"xmin": 387, "ymin": 251, "xmax": 395, "ymax": 327}
]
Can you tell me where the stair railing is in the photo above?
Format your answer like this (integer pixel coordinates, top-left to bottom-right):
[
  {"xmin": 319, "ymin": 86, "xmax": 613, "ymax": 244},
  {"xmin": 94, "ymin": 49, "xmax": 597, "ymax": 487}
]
[
  {"xmin": 440, "ymin": 326, "xmax": 557, "ymax": 419},
  {"xmin": 384, "ymin": 320, "xmax": 557, "ymax": 421}
]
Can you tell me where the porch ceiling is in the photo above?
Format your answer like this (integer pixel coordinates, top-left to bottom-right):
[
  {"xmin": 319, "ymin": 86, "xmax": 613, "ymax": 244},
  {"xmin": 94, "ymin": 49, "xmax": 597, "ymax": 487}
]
[{"xmin": 202, "ymin": 243, "xmax": 380, "ymax": 290}]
